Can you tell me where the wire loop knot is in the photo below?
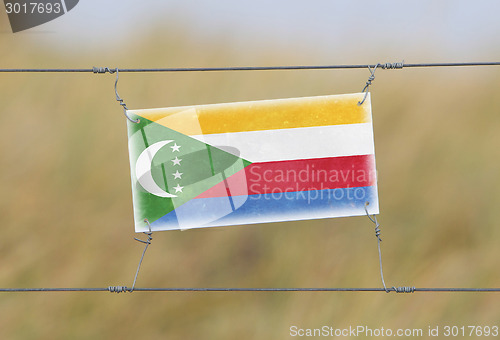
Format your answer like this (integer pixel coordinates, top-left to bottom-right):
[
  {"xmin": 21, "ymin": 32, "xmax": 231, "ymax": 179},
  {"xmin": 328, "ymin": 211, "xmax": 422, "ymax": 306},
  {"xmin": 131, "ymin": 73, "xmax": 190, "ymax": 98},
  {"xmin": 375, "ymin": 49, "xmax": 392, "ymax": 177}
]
[
  {"xmin": 93, "ymin": 66, "xmax": 139, "ymax": 123},
  {"xmin": 364, "ymin": 202, "xmax": 382, "ymax": 242},
  {"xmin": 380, "ymin": 61, "xmax": 404, "ymax": 70},
  {"xmin": 92, "ymin": 67, "xmax": 116, "ymax": 74},
  {"xmin": 358, "ymin": 61, "xmax": 404, "ymax": 105},
  {"xmin": 392, "ymin": 286, "xmax": 415, "ymax": 293},
  {"xmin": 108, "ymin": 286, "xmax": 129, "ymax": 293},
  {"xmin": 358, "ymin": 64, "xmax": 378, "ymax": 106},
  {"xmin": 113, "ymin": 68, "xmax": 140, "ymax": 123},
  {"xmin": 365, "ymin": 202, "xmax": 416, "ymax": 294},
  {"xmin": 134, "ymin": 219, "xmax": 153, "ymax": 245},
  {"xmin": 128, "ymin": 219, "xmax": 154, "ymax": 293}
]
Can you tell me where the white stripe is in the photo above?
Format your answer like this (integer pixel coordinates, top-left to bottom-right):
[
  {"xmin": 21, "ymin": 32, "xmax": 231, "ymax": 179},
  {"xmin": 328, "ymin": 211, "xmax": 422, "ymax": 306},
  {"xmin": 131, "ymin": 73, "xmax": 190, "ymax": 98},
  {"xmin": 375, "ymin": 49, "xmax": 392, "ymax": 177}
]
[
  {"xmin": 191, "ymin": 123, "xmax": 374, "ymax": 162},
  {"xmin": 60, "ymin": 0, "xmax": 68, "ymax": 13}
]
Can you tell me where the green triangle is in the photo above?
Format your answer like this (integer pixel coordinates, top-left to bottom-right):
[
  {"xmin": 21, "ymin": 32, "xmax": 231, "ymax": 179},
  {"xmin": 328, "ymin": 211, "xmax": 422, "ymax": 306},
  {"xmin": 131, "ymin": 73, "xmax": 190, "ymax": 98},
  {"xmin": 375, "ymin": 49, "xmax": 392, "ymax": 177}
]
[{"xmin": 128, "ymin": 114, "xmax": 252, "ymax": 225}]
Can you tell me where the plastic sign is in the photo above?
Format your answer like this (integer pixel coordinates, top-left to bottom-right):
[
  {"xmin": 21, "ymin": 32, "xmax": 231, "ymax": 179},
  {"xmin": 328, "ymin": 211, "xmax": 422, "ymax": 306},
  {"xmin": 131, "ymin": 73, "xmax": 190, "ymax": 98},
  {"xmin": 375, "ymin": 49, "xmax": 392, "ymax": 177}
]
[{"xmin": 126, "ymin": 93, "xmax": 378, "ymax": 232}]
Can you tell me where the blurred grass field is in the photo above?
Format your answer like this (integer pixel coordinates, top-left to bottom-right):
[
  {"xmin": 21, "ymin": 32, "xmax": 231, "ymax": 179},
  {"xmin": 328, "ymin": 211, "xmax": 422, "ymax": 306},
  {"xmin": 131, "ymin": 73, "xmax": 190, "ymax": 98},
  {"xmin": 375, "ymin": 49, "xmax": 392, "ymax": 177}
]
[{"xmin": 1, "ymin": 17, "xmax": 500, "ymax": 340}]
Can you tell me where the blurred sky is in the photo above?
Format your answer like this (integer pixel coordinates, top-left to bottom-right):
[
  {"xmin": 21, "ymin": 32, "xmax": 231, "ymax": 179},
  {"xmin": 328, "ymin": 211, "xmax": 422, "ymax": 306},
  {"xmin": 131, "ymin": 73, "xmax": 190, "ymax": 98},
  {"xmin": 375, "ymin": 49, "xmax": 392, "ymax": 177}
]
[{"xmin": 2, "ymin": 0, "xmax": 500, "ymax": 63}]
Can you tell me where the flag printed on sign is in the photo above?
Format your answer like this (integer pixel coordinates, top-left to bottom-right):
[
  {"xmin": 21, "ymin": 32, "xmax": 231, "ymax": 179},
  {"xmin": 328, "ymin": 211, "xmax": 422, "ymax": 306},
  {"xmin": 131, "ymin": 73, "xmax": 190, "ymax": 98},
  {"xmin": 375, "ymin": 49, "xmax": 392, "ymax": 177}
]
[{"xmin": 127, "ymin": 93, "xmax": 378, "ymax": 232}]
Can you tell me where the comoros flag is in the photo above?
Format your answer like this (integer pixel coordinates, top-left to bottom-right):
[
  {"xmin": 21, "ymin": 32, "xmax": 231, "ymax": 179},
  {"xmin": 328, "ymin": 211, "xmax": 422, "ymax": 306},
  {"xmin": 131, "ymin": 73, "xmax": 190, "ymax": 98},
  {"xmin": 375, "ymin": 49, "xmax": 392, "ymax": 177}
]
[{"xmin": 126, "ymin": 93, "xmax": 378, "ymax": 232}]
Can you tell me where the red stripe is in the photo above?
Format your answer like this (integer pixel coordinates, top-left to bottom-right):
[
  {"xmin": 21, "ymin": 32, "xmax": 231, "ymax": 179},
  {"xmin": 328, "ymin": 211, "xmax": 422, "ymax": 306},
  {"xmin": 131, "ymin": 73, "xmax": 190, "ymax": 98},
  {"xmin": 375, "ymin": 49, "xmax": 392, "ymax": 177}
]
[{"xmin": 196, "ymin": 154, "xmax": 376, "ymax": 199}]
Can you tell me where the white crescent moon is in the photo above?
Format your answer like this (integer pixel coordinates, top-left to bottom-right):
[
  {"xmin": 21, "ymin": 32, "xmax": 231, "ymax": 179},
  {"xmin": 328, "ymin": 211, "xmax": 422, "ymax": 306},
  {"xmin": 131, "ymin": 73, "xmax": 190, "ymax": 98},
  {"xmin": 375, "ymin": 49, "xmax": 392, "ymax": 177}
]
[{"xmin": 135, "ymin": 140, "xmax": 177, "ymax": 198}]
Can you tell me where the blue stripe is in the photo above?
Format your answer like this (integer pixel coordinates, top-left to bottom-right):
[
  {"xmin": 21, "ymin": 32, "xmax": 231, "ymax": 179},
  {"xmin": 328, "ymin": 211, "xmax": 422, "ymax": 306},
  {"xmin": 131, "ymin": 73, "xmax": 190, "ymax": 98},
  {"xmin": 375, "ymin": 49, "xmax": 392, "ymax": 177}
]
[{"xmin": 151, "ymin": 186, "xmax": 378, "ymax": 230}]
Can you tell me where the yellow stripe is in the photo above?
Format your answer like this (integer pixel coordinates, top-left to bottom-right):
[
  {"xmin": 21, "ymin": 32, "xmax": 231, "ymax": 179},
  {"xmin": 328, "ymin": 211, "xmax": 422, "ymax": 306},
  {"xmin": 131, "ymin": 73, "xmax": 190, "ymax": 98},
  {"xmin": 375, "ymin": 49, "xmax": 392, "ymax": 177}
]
[{"xmin": 128, "ymin": 93, "xmax": 371, "ymax": 136}]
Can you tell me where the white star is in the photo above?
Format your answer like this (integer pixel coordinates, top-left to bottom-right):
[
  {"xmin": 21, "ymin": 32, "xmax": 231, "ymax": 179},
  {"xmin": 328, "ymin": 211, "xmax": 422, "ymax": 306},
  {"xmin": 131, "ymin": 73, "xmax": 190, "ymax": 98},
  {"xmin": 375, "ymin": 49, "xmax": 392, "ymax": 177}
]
[
  {"xmin": 170, "ymin": 143, "xmax": 181, "ymax": 152},
  {"xmin": 172, "ymin": 170, "xmax": 183, "ymax": 179},
  {"xmin": 171, "ymin": 156, "xmax": 182, "ymax": 166},
  {"xmin": 173, "ymin": 184, "xmax": 184, "ymax": 193}
]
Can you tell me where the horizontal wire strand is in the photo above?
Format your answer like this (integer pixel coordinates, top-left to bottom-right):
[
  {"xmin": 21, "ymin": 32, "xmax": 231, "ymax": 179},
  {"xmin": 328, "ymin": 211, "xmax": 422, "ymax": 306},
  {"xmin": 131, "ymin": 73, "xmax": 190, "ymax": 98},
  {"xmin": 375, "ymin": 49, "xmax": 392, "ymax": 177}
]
[
  {"xmin": 1, "ymin": 287, "xmax": 500, "ymax": 293},
  {"xmin": 0, "ymin": 62, "xmax": 500, "ymax": 73}
]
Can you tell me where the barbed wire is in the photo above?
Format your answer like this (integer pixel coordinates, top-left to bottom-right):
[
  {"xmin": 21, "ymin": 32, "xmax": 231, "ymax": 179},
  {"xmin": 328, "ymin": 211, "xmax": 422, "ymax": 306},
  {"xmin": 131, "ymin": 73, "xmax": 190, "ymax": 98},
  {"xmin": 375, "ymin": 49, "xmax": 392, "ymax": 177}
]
[{"xmin": 0, "ymin": 61, "xmax": 499, "ymax": 73}]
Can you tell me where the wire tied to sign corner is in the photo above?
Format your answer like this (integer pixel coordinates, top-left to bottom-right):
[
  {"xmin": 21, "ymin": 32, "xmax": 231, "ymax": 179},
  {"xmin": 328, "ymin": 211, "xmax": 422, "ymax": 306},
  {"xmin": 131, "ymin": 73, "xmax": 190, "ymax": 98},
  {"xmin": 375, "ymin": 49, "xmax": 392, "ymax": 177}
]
[
  {"xmin": 364, "ymin": 202, "xmax": 415, "ymax": 294},
  {"xmin": 358, "ymin": 61, "xmax": 404, "ymax": 106},
  {"xmin": 129, "ymin": 219, "xmax": 154, "ymax": 293},
  {"xmin": 107, "ymin": 219, "xmax": 154, "ymax": 294},
  {"xmin": 92, "ymin": 66, "xmax": 140, "ymax": 124}
]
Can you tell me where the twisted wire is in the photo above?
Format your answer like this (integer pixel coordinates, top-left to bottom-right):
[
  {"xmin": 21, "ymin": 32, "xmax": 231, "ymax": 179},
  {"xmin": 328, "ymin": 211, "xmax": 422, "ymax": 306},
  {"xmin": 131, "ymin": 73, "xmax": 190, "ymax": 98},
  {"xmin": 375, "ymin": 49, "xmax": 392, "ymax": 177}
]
[
  {"xmin": 108, "ymin": 286, "xmax": 129, "ymax": 293},
  {"xmin": 112, "ymin": 68, "xmax": 139, "ymax": 123},
  {"xmin": 364, "ymin": 203, "xmax": 416, "ymax": 294},
  {"xmin": 92, "ymin": 67, "xmax": 139, "ymax": 123},
  {"xmin": 357, "ymin": 64, "xmax": 379, "ymax": 106},
  {"xmin": 364, "ymin": 202, "xmax": 390, "ymax": 292},
  {"xmin": 92, "ymin": 67, "xmax": 115, "ymax": 74},
  {"xmin": 380, "ymin": 61, "xmax": 405, "ymax": 69},
  {"xmin": 391, "ymin": 286, "xmax": 415, "ymax": 293},
  {"xmin": 129, "ymin": 219, "xmax": 154, "ymax": 292}
]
